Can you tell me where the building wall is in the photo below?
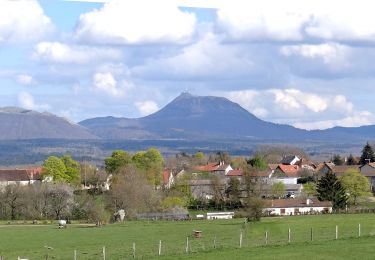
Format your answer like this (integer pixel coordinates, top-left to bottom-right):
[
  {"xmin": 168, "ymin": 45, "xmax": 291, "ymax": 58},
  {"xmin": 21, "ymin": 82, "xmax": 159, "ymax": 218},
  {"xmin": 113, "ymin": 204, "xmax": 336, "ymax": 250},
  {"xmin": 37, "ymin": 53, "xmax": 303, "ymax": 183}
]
[
  {"xmin": 274, "ymin": 177, "xmax": 298, "ymax": 185},
  {"xmin": 265, "ymin": 206, "xmax": 332, "ymax": 216}
]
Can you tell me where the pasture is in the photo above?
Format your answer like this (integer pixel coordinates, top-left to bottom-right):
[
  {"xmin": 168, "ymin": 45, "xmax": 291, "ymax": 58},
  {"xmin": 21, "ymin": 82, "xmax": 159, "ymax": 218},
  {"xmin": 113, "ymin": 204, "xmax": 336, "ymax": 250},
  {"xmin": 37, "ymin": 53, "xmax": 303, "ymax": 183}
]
[{"xmin": 1, "ymin": 214, "xmax": 375, "ymax": 259}]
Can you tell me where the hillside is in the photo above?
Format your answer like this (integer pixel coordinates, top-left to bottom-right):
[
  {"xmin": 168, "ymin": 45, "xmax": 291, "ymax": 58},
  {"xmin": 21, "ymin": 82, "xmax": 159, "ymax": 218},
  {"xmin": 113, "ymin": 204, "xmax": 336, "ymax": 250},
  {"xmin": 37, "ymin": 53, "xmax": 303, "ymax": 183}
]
[
  {"xmin": 80, "ymin": 93, "xmax": 308, "ymax": 140},
  {"xmin": 0, "ymin": 107, "xmax": 97, "ymax": 140}
]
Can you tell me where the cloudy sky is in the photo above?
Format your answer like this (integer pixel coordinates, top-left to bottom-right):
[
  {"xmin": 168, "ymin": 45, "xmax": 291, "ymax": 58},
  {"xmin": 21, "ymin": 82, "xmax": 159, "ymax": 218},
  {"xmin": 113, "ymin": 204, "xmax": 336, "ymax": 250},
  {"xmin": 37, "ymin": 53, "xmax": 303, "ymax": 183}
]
[{"xmin": 1, "ymin": 0, "xmax": 375, "ymax": 130}]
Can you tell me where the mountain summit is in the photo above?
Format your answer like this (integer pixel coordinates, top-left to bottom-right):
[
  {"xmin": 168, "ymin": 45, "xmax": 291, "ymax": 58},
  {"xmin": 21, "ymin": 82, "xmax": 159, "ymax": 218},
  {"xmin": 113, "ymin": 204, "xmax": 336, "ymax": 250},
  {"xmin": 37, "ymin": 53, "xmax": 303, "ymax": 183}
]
[{"xmin": 80, "ymin": 93, "xmax": 306, "ymax": 140}]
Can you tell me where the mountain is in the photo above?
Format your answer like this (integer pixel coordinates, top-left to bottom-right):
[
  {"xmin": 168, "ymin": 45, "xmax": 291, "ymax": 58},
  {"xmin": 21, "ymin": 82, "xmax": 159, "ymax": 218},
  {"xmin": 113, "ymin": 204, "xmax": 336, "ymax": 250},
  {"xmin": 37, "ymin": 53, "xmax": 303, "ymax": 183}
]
[
  {"xmin": 0, "ymin": 107, "xmax": 97, "ymax": 140},
  {"xmin": 80, "ymin": 93, "xmax": 310, "ymax": 140}
]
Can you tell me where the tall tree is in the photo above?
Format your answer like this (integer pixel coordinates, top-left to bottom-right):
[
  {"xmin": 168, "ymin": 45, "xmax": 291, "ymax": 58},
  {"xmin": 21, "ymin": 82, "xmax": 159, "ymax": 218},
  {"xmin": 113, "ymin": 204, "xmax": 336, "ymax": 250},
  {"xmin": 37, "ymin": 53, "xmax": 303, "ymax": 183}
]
[
  {"xmin": 303, "ymin": 182, "xmax": 317, "ymax": 197},
  {"xmin": 42, "ymin": 156, "xmax": 67, "ymax": 181},
  {"xmin": 104, "ymin": 150, "xmax": 131, "ymax": 174},
  {"xmin": 248, "ymin": 154, "xmax": 268, "ymax": 170},
  {"xmin": 340, "ymin": 169, "xmax": 371, "ymax": 205},
  {"xmin": 61, "ymin": 155, "xmax": 81, "ymax": 184},
  {"xmin": 271, "ymin": 182, "xmax": 286, "ymax": 199},
  {"xmin": 317, "ymin": 172, "xmax": 347, "ymax": 210},
  {"xmin": 360, "ymin": 142, "xmax": 375, "ymax": 165},
  {"xmin": 226, "ymin": 177, "xmax": 241, "ymax": 206},
  {"xmin": 346, "ymin": 154, "xmax": 358, "ymax": 165},
  {"xmin": 332, "ymin": 154, "xmax": 344, "ymax": 165}
]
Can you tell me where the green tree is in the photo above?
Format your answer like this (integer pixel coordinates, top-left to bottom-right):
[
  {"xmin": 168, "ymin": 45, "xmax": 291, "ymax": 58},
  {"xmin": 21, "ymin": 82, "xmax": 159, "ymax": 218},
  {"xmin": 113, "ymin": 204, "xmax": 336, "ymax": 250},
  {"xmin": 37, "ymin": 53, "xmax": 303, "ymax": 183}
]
[
  {"xmin": 61, "ymin": 155, "xmax": 81, "ymax": 184},
  {"xmin": 248, "ymin": 154, "xmax": 268, "ymax": 170},
  {"xmin": 346, "ymin": 154, "xmax": 358, "ymax": 165},
  {"xmin": 271, "ymin": 182, "xmax": 286, "ymax": 199},
  {"xmin": 104, "ymin": 150, "xmax": 131, "ymax": 174},
  {"xmin": 42, "ymin": 156, "xmax": 67, "ymax": 181},
  {"xmin": 132, "ymin": 148, "xmax": 164, "ymax": 186},
  {"xmin": 340, "ymin": 169, "xmax": 371, "ymax": 205},
  {"xmin": 360, "ymin": 142, "xmax": 375, "ymax": 165},
  {"xmin": 194, "ymin": 152, "xmax": 205, "ymax": 160},
  {"xmin": 245, "ymin": 197, "xmax": 265, "ymax": 222},
  {"xmin": 332, "ymin": 154, "xmax": 344, "ymax": 165},
  {"xmin": 303, "ymin": 182, "xmax": 317, "ymax": 197},
  {"xmin": 226, "ymin": 177, "xmax": 241, "ymax": 205},
  {"xmin": 317, "ymin": 172, "xmax": 347, "ymax": 210}
]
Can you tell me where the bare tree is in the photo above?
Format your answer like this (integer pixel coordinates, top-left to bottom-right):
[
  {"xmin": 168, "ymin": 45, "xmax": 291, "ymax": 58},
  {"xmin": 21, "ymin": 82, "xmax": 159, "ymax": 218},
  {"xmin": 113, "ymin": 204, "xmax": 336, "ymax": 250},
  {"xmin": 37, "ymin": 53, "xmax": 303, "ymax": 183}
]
[
  {"xmin": 0, "ymin": 185, "xmax": 24, "ymax": 220},
  {"xmin": 105, "ymin": 164, "xmax": 160, "ymax": 219},
  {"xmin": 47, "ymin": 183, "xmax": 74, "ymax": 219}
]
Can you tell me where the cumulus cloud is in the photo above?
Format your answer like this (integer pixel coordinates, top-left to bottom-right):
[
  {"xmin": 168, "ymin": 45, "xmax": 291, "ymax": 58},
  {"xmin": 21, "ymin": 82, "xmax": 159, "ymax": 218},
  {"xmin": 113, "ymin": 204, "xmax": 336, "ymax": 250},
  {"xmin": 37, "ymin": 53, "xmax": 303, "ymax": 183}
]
[
  {"xmin": 92, "ymin": 72, "xmax": 133, "ymax": 97},
  {"xmin": 215, "ymin": 0, "xmax": 375, "ymax": 42},
  {"xmin": 17, "ymin": 92, "xmax": 49, "ymax": 111},
  {"xmin": 135, "ymin": 100, "xmax": 159, "ymax": 116},
  {"xmin": 33, "ymin": 42, "xmax": 122, "ymax": 64},
  {"xmin": 280, "ymin": 43, "xmax": 350, "ymax": 65},
  {"xmin": 227, "ymin": 88, "xmax": 371, "ymax": 129},
  {"xmin": 0, "ymin": 0, "xmax": 52, "ymax": 45},
  {"xmin": 75, "ymin": 0, "xmax": 197, "ymax": 44}
]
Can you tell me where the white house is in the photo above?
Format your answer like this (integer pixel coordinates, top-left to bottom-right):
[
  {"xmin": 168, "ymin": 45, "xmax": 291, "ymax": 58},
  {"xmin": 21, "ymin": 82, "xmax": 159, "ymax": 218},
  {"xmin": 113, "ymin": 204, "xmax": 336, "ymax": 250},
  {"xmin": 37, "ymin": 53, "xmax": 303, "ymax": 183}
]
[
  {"xmin": 0, "ymin": 167, "xmax": 42, "ymax": 187},
  {"xmin": 206, "ymin": 212, "xmax": 235, "ymax": 220},
  {"xmin": 264, "ymin": 198, "xmax": 332, "ymax": 216}
]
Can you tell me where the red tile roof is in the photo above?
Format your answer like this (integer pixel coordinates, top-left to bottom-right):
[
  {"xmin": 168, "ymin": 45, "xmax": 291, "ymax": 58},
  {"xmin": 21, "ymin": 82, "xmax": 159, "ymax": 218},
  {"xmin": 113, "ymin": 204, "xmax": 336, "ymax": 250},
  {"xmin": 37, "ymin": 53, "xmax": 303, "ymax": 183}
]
[
  {"xmin": 193, "ymin": 162, "xmax": 219, "ymax": 172},
  {"xmin": 162, "ymin": 169, "xmax": 171, "ymax": 185},
  {"xmin": 275, "ymin": 164, "xmax": 299, "ymax": 177},
  {"xmin": 226, "ymin": 169, "xmax": 243, "ymax": 176},
  {"xmin": 0, "ymin": 167, "xmax": 42, "ymax": 182}
]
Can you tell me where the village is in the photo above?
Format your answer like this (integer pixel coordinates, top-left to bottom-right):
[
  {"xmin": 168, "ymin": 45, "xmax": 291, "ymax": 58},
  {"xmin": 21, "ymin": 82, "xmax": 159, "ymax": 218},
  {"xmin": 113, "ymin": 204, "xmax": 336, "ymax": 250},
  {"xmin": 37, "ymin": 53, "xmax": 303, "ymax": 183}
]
[{"xmin": 0, "ymin": 143, "xmax": 374, "ymax": 222}]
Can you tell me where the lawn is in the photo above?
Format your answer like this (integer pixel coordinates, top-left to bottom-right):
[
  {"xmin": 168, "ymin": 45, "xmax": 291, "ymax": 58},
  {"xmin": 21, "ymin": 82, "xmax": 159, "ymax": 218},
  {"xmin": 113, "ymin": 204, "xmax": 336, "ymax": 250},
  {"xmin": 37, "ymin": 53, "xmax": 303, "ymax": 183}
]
[{"xmin": 0, "ymin": 214, "xmax": 375, "ymax": 259}]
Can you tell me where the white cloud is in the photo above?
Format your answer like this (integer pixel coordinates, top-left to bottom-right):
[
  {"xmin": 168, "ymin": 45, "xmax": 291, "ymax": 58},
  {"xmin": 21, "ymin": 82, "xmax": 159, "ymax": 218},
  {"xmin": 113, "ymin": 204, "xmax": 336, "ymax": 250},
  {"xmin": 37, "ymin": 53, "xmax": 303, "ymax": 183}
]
[
  {"xmin": 75, "ymin": 0, "xmax": 197, "ymax": 44},
  {"xmin": 227, "ymin": 88, "xmax": 369, "ymax": 129},
  {"xmin": 92, "ymin": 72, "xmax": 133, "ymax": 97},
  {"xmin": 0, "ymin": 0, "xmax": 52, "ymax": 45},
  {"xmin": 17, "ymin": 92, "xmax": 49, "ymax": 111},
  {"xmin": 215, "ymin": 0, "xmax": 375, "ymax": 42},
  {"xmin": 16, "ymin": 74, "xmax": 35, "ymax": 85},
  {"xmin": 135, "ymin": 100, "xmax": 159, "ymax": 116},
  {"xmin": 280, "ymin": 43, "xmax": 350, "ymax": 65},
  {"xmin": 33, "ymin": 42, "xmax": 122, "ymax": 64},
  {"xmin": 293, "ymin": 111, "xmax": 374, "ymax": 130}
]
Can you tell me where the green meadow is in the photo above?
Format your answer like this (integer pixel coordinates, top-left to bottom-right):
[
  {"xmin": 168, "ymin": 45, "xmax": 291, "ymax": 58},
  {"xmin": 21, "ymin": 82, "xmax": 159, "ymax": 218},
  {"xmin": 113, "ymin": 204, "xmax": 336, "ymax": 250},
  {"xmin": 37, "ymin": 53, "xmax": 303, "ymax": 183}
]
[{"xmin": 1, "ymin": 214, "xmax": 375, "ymax": 259}]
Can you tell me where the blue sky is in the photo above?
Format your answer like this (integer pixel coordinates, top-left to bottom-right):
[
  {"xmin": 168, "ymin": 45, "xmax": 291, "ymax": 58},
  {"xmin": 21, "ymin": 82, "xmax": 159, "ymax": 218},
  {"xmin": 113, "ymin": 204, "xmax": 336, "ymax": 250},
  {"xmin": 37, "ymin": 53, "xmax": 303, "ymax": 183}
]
[{"xmin": 1, "ymin": 0, "xmax": 375, "ymax": 130}]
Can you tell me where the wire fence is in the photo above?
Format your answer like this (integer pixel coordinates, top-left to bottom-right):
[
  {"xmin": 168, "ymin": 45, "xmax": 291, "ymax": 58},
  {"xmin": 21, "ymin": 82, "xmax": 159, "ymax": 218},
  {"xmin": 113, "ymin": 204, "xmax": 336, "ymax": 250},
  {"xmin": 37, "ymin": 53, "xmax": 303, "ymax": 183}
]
[{"xmin": 4, "ymin": 219, "xmax": 375, "ymax": 259}]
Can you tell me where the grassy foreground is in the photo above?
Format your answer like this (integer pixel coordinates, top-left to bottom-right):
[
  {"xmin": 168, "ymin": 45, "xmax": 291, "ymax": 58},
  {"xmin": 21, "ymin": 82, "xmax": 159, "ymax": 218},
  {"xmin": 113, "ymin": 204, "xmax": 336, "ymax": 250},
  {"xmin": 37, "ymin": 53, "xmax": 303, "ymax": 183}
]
[{"xmin": 0, "ymin": 214, "xmax": 375, "ymax": 259}]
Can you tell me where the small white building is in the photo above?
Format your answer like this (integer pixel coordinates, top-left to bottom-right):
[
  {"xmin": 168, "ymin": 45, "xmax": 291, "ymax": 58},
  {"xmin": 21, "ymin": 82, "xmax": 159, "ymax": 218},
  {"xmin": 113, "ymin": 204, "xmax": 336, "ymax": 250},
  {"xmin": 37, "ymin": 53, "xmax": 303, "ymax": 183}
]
[
  {"xmin": 264, "ymin": 198, "xmax": 332, "ymax": 216},
  {"xmin": 206, "ymin": 212, "xmax": 235, "ymax": 220},
  {"xmin": 0, "ymin": 167, "xmax": 42, "ymax": 187}
]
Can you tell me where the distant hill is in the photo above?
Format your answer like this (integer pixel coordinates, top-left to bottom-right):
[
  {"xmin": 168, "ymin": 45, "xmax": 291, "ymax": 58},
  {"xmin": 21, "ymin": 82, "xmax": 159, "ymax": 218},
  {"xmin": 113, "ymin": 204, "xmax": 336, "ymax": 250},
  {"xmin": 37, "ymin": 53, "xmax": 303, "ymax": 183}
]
[
  {"xmin": 0, "ymin": 107, "xmax": 97, "ymax": 140},
  {"xmin": 80, "ymin": 93, "xmax": 310, "ymax": 140}
]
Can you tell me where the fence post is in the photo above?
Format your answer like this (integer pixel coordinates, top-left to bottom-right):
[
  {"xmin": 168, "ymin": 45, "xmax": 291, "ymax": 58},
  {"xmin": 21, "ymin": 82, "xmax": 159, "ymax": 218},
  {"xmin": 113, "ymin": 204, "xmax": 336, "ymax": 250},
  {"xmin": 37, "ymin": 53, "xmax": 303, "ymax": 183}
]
[
  {"xmin": 288, "ymin": 228, "xmax": 291, "ymax": 243},
  {"xmin": 359, "ymin": 224, "xmax": 361, "ymax": 237},
  {"xmin": 132, "ymin": 243, "xmax": 136, "ymax": 259},
  {"xmin": 239, "ymin": 232, "xmax": 243, "ymax": 248},
  {"xmin": 185, "ymin": 237, "xmax": 189, "ymax": 253},
  {"xmin": 310, "ymin": 227, "xmax": 313, "ymax": 241},
  {"xmin": 265, "ymin": 231, "xmax": 268, "ymax": 245},
  {"xmin": 158, "ymin": 240, "xmax": 162, "ymax": 256},
  {"xmin": 74, "ymin": 250, "xmax": 77, "ymax": 260},
  {"xmin": 214, "ymin": 235, "xmax": 217, "ymax": 249},
  {"xmin": 102, "ymin": 246, "xmax": 106, "ymax": 260},
  {"xmin": 335, "ymin": 225, "xmax": 338, "ymax": 240}
]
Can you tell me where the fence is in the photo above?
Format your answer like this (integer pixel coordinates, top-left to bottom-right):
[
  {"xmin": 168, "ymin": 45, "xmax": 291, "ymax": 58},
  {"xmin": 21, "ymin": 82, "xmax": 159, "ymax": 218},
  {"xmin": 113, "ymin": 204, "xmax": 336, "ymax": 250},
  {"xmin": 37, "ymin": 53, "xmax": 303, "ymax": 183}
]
[{"xmin": 3, "ymin": 221, "xmax": 375, "ymax": 259}]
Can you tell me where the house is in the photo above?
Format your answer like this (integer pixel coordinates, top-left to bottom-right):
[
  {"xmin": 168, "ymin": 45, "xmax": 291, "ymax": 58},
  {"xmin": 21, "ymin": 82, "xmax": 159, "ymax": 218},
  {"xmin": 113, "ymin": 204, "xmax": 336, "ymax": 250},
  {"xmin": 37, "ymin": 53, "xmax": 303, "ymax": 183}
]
[
  {"xmin": 162, "ymin": 168, "xmax": 186, "ymax": 189},
  {"xmin": 206, "ymin": 212, "xmax": 234, "ymax": 220},
  {"xmin": 192, "ymin": 162, "xmax": 233, "ymax": 176},
  {"xmin": 359, "ymin": 163, "xmax": 375, "ymax": 192},
  {"xmin": 316, "ymin": 162, "xmax": 335, "ymax": 175},
  {"xmin": 273, "ymin": 164, "xmax": 300, "ymax": 184},
  {"xmin": 281, "ymin": 155, "xmax": 301, "ymax": 165},
  {"xmin": 0, "ymin": 167, "xmax": 42, "ymax": 187},
  {"xmin": 264, "ymin": 198, "xmax": 332, "ymax": 216}
]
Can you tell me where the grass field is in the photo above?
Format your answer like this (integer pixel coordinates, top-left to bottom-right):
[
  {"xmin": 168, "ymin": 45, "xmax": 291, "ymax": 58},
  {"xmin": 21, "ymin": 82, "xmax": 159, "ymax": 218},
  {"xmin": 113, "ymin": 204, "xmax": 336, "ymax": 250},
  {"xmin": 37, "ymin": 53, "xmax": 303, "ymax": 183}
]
[{"xmin": 1, "ymin": 214, "xmax": 375, "ymax": 259}]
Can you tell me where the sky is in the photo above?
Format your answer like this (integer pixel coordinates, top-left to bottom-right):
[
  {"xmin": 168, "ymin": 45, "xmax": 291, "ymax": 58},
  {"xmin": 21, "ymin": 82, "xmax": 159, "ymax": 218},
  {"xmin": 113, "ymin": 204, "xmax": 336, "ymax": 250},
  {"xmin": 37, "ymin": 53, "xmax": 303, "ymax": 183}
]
[{"xmin": 1, "ymin": 0, "xmax": 375, "ymax": 130}]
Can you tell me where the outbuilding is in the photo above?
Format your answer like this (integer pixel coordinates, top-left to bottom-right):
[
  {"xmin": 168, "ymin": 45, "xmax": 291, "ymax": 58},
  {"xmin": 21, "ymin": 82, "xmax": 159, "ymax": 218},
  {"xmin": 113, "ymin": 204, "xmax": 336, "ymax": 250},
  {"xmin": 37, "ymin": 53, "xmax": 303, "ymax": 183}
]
[
  {"xmin": 206, "ymin": 212, "xmax": 235, "ymax": 220},
  {"xmin": 264, "ymin": 198, "xmax": 332, "ymax": 216}
]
